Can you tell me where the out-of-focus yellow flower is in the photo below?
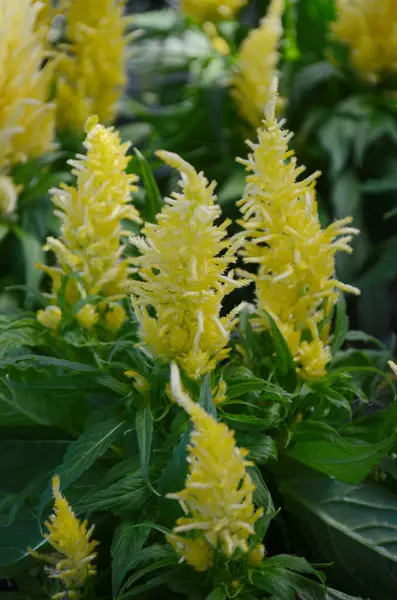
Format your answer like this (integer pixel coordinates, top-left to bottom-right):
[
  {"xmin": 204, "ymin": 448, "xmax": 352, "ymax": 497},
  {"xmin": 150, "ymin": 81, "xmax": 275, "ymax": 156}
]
[
  {"xmin": 167, "ymin": 364, "xmax": 262, "ymax": 565},
  {"xmin": 57, "ymin": 0, "xmax": 128, "ymax": 131},
  {"xmin": 0, "ymin": 0, "xmax": 55, "ymax": 168},
  {"xmin": 75, "ymin": 304, "xmax": 99, "ymax": 329},
  {"xmin": 182, "ymin": 0, "xmax": 247, "ymax": 23},
  {"xmin": 332, "ymin": 0, "xmax": 397, "ymax": 81},
  {"xmin": 37, "ymin": 305, "xmax": 63, "ymax": 330},
  {"xmin": 248, "ymin": 543, "xmax": 265, "ymax": 566},
  {"xmin": 213, "ymin": 378, "xmax": 227, "ymax": 405},
  {"xmin": 388, "ymin": 360, "xmax": 397, "ymax": 376},
  {"xmin": 0, "ymin": 176, "xmax": 18, "ymax": 215},
  {"xmin": 238, "ymin": 80, "xmax": 360, "ymax": 378},
  {"xmin": 37, "ymin": 116, "xmax": 140, "ymax": 330},
  {"xmin": 232, "ymin": 0, "xmax": 284, "ymax": 128},
  {"xmin": 31, "ymin": 475, "xmax": 97, "ymax": 600},
  {"xmin": 203, "ymin": 22, "xmax": 231, "ymax": 56},
  {"xmin": 105, "ymin": 302, "xmax": 127, "ymax": 330},
  {"xmin": 131, "ymin": 150, "xmax": 245, "ymax": 380},
  {"xmin": 124, "ymin": 369, "xmax": 151, "ymax": 395}
]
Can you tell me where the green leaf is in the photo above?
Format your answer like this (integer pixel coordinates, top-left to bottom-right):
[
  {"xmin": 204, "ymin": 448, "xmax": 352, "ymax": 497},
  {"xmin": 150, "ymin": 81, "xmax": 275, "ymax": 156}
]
[
  {"xmin": 118, "ymin": 549, "xmax": 178, "ymax": 597},
  {"xmin": 326, "ymin": 590, "xmax": 366, "ymax": 600},
  {"xmin": 134, "ymin": 148, "xmax": 162, "ymax": 223},
  {"xmin": 12, "ymin": 227, "xmax": 44, "ymax": 308},
  {"xmin": 0, "ymin": 317, "xmax": 42, "ymax": 358},
  {"xmin": 0, "ymin": 510, "xmax": 43, "ymax": 572},
  {"xmin": 77, "ymin": 469, "xmax": 150, "ymax": 514},
  {"xmin": 358, "ymin": 236, "xmax": 397, "ymax": 287},
  {"xmin": 249, "ymin": 465, "xmax": 274, "ymax": 516},
  {"xmin": 277, "ymin": 461, "xmax": 397, "ymax": 599},
  {"xmin": 253, "ymin": 568, "xmax": 323, "ymax": 600},
  {"xmin": 235, "ymin": 432, "xmax": 278, "ymax": 465},
  {"xmin": 292, "ymin": 62, "xmax": 342, "ymax": 103},
  {"xmin": 287, "ymin": 422, "xmax": 397, "ymax": 483},
  {"xmin": 158, "ymin": 429, "xmax": 190, "ymax": 526},
  {"xmin": 136, "ymin": 406, "xmax": 157, "ymax": 494},
  {"xmin": 224, "ymin": 408, "xmax": 283, "ymax": 431},
  {"xmin": 332, "ymin": 294, "xmax": 349, "ymax": 353},
  {"xmin": 205, "ymin": 588, "xmax": 227, "ymax": 600},
  {"xmin": 39, "ymin": 419, "xmax": 124, "ymax": 514},
  {"xmin": 199, "ymin": 374, "xmax": 216, "ymax": 417},
  {"xmin": 111, "ymin": 521, "xmax": 150, "ymax": 597},
  {"xmin": 224, "ymin": 367, "xmax": 286, "ymax": 401},
  {"xmin": 331, "ymin": 171, "xmax": 360, "ymax": 220},
  {"xmin": 267, "ymin": 313, "xmax": 296, "ymax": 377}
]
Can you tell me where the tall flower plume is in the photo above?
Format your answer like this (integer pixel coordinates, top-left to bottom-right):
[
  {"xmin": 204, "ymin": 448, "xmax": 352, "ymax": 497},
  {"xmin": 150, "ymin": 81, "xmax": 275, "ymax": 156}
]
[
  {"xmin": 181, "ymin": 0, "xmax": 247, "ymax": 23},
  {"xmin": 57, "ymin": 0, "xmax": 128, "ymax": 132},
  {"xmin": 0, "ymin": 0, "xmax": 55, "ymax": 168},
  {"xmin": 238, "ymin": 81, "xmax": 360, "ymax": 378},
  {"xmin": 130, "ymin": 150, "xmax": 245, "ymax": 380},
  {"xmin": 166, "ymin": 364, "xmax": 263, "ymax": 571},
  {"xmin": 232, "ymin": 0, "xmax": 284, "ymax": 128},
  {"xmin": 37, "ymin": 116, "xmax": 140, "ymax": 331},
  {"xmin": 30, "ymin": 475, "xmax": 98, "ymax": 599},
  {"xmin": 332, "ymin": 0, "xmax": 397, "ymax": 81}
]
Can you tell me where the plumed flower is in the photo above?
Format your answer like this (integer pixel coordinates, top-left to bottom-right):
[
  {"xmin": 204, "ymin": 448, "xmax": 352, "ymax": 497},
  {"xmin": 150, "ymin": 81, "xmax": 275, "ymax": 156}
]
[
  {"xmin": 166, "ymin": 364, "xmax": 263, "ymax": 568},
  {"xmin": 31, "ymin": 475, "xmax": 98, "ymax": 599},
  {"xmin": 0, "ymin": 0, "xmax": 55, "ymax": 168},
  {"xmin": 57, "ymin": 0, "xmax": 128, "ymax": 131},
  {"xmin": 37, "ymin": 116, "xmax": 140, "ymax": 330},
  {"xmin": 232, "ymin": 0, "xmax": 284, "ymax": 128},
  {"xmin": 130, "ymin": 150, "xmax": 246, "ymax": 379},
  {"xmin": 332, "ymin": 0, "xmax": 397, "ymax": 81},
  {"xmin": 181, "ymin": 0, "xmax": 247, "ymax": 23},
  {"xmin": 238, "ymin": 80, "xmax": 360, "ymax": 378}
]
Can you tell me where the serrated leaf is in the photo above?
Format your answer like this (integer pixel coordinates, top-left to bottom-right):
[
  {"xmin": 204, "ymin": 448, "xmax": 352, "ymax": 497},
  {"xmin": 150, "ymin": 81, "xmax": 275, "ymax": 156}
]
[
  {"xmin": 111, "ymin": 521, "xmax": 150, "ymax": 597},
  {"xmin": 326, "ymin": 589, "xmax": 366, "ymax": 600},
  {"xmin": 77, "ymin": 469, "xmax": 150, "ymax": 514},
  {"xmin": 277, "ymin": 461, "xmax": 397, "ymax": 600},
  {"xmin": 235, "ymin": 432, "xmax": 277, "ymax": 464},
  {"xmin": 118, "ymin": 549, "xmax": 178, "ymax": 597},
  {"xmin": 39, "ymin": 419, "xmax": 124, "ymax": 514},
  {"xmin": 249, "ymin": 465, "xmax": 274, "ymax": 516}
]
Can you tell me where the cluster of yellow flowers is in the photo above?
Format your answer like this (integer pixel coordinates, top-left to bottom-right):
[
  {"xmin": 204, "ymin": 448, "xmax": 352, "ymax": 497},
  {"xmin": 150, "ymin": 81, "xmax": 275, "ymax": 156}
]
[
  {"xmin": 167, "ymin": 363, "xmax": 263, "ymax": 571},
  {"xmin": 37, "ymin": 116, "xmax": 140, "ymax": 332},
  {"xmin": 0, "ymin": 0, "xmax": 55, "ymax": 169},
  {"xmin": 332, "ymin": 0, "xmax": 397, "ymax": 81},
  {"xmin": 233, "ymin": 0, "xmax": 284, "ymax": 128},
  {"xmin": 238, "ymin": 81, "xmax": 360, "ymax": 378},
  {"xmin": 57, "ymin": 0, "xmax": 128, "ymax": 132},
  {"xmin": 182, "ymin": 0, "xmax": 247, "ymax": 23},
  {"xmin": 130, "ymin": 150, "xmax": 246, "ymax": 380},
  {"xmin": 31, "ymin": 476, "xmax": 98, "ymax": 600}
]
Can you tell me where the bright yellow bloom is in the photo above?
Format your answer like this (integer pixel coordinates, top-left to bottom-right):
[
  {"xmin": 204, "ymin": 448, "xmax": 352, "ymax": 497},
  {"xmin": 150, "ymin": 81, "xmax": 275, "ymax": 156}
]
[
  {"xmin": 31, "ymin": 476, "xmax": 97, "ymax": 599},
  {"xmin": 332, "ymin": 0, "xmax": 397, "ymax": 81},
  {"xmin": 0, "ymin": 0, "xmax": 55, "ymax": 168},
  {"xmin": 238, "ymin": 81, "xmax": 360, "ymax": 378},
  {"xmin": 131, "ymin": 150, "xmax": 245, "ymax": 380},
  {"xmin": 232, "ymin": 0, "xmax": 284, "ymax": 128},
  {"xmin": 37, "ymin": 305, "xmax": 63, "ymax": 330},
  {"xmin": 182, "ymin": 0, "xmax": 247, "ymax": 23},
  {"xmin": 75, "ymin": 304, "xmax": 99, "ymax": 329},
  {"xmin": 57, "ymin": 0, "xmax": 128, "ymax": 131},
  {"xmin": 38, "ymin": 116, "xmax": 140, "ymax": 329},
  {"xmin": 167, "ymin": 364, "xmax": 263, "ymax": 564},
  {"xmin": 105, "ymin": 302, "xmax": 127, "ymax": 330},
  {"xmin": 213, "ymin": 378, "xmax": 227, "ymax": 405},
  {"xmin": 167, "ymin": 534, "xmax": 214, "ymax": 572},
  {"xmin": 248, "ymin": 543, "xmax": 265, "ymax": 566},
  {"xmin": 0, "ymin": 175, "xmax": 18, "ymax": 214}
]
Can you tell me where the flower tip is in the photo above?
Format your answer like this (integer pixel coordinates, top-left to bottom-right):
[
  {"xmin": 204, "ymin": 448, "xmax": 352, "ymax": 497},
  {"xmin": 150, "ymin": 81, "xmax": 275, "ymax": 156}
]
[
  {"xmin": 170, "ymin": 363, "xmax": 195, "ymax": 414},
  {"xmin": 85, "ymin": 115, "xmax": 99, "ymax": 133},
  {"xmin": 52, "ymin": 474, "xmax": 61, "ymax": 496},
  {"xmin": 388, "ymin": 360, "xmax": 397, "ymax": 376}
]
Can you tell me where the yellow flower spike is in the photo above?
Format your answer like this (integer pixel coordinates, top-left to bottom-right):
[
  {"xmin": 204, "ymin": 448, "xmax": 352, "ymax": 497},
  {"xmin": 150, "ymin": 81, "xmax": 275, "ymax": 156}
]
[
  {"xmin": 124, "ymin": 370, "xmax": 151, "ymax": 395},
  {"xmin": 76, "ymin": 304, "xmax": 99, "ymax": 329},
  {"xmin": 0, "ymin": 0, "xmax": 55, "ymax": 169},
  {"xmin": 213, "ymin": 378, "xmax": 227, "ymax": 405},
  {"xmin": 332, "ymin": 0, "xmax": 397, "ymax": 81},
  {"xmin": 182, "ymin": 0, "xmax": 247, "ymax": 23},
  {"xmin": 167, "ymin": 534, "xmax": 214, "ymax": 572},
  {"xmin": 105, "ymin": 302, "xmax": 127, "ymax": 331},
  {"xmin": 0, "ymin": 175, "xmax": 18, "ymax": 215},
  {"xmin": 31, "ymin": 476, "xmax": 98, "ymax": 599},
  {"xmin": 37, "ymin": 305, "xmax": 62, "ymax": 330},
  {"xmin": 248, "ymin": 543, "xmax": 266, "ymax": 566},
  {"xmin": 167, "ymin": 364, "xmax": 263, "ymax": 564},
  {"xmin": 57, "ymin": 0, "xmax": 128, "ymax": 131},
  {"xmin": 37, "ymin": 117, "xmax": 140, "ymax": 327},
  {"xmin": 131, "ymin": 150, "xmax": 246, "ymax": 380},
  {"xmin": 232, "ymin": 0, "xmax": 284, "ymax": 128},
  {"xmin": 238, "ymin": 79, "xmax": 360, "ymax": 378}
]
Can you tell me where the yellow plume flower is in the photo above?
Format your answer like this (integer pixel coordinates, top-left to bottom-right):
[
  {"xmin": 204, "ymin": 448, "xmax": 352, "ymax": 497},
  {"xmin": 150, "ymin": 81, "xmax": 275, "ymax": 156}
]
[
  {"xmin": 31, "ymin": 475, "xmax": 98, "ymax": 599},
  {"xmin": 38, "ymin": 116, "xmax": 140, "ymax": 329},
  {"xmin": 232, "ymin": 0, "xmax": 284, "ymax": 128},
  {"xmin": 332, "ymin": 0, "xmax": 397, "ymax": 81},
  {"xmin": 130, "ymin": 150, "xmax": 245, "ymax": 379},
  {"xmin": 167, "ymin": 364, "xmax": 263, "ymax": 567},
  {"xmin": 0, "ymin": 0, "xmax": 55, "ymax": 168},
  {"xmin": 0, "ymin": 175, "xmax": 18, "ymax": 215},
  {"xmin": 57, "ymin": 0, "xmax": 128, "ymax": 132},
  {"xmin": 37, "ymin": 305, "xmax": 63, "ymax": 330},
  {"xmin": 238, "ymin": 81, "xmax": 360, "ymax": 378},
  {"xmin": 182, "ymin": 0, "xmax": 247, "ymax": 23}
]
